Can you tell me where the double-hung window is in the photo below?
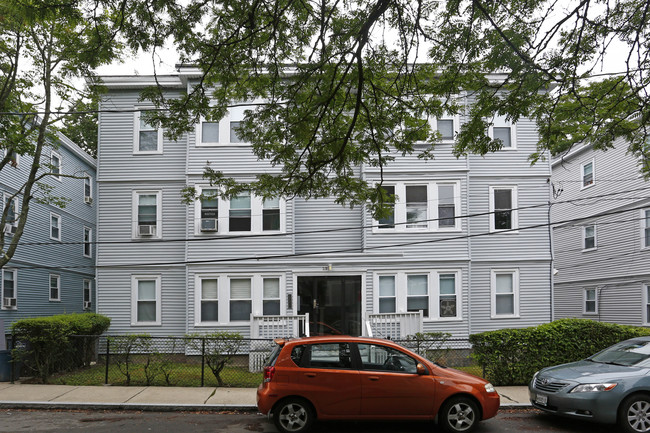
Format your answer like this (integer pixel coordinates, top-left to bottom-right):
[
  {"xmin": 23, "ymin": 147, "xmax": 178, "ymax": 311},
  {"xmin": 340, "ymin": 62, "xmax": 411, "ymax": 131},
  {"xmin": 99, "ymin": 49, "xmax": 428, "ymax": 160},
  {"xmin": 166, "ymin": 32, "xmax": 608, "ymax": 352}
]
[
  {"xmin": 83, "ymin": 226, "xmax": 92, "ymax": 257},
  {"xmin": 84, "ymin": 173, "xmax": 92, "ymax": 203},
  {"xmin": 584, "ymin": 288, "xmax": 597, "ymax": 314},
  {"xmin": 489, "ymin": 115, "xmax": 515, "ymax": 149},
  {"xmin": 377, "ymin": 185, "xmax": 396, "ymax": 229},
  {"xmin": 583, "ymin": 225, "xmax": 596, "ymax": 250},
  {"xmin": 490, "ymin": 186, "xmax": 517, "ymax": 232},
  {"xmin": 200, "ymin": 121, "xmax": 220, "ymax": 145},
  {"xmin": 3, "ymin": 193, "xmax": 18, "ymax": 235},
  {"xmin": 49, "ymin": 274, "xmax": 60, "ymax": 301},
  {"xmin": 132, "ymin": 275, "xmax": 161, "ymax": 325},
  {"xmin": 406, "ymin": 274, "xmax": 429, "ymax": 317},
  {"xmin": 491, "ymin": 270, "xmax": 519, "ymax": 318},
  {"xmin": 262, "ymin": 277, "xmax": 281, "ymax": 315},
  {"xmin": 134, "ymin": 191, "xmax": 161, "ymax": 238},
  {"xmin": 581, "ymin": 160, "xmax": 595, "ymax": 188},
  {"xmin": 83, "ymin": 279, "xmax": 92, "ymax": 310},
  {"xmin": 200, "ymin": 189, "xmax": 219, "ymax": 232},
  {"xmin": 262, "ymin": 198, "xmax": 281, "ymax": 231},
  {"xmin": 229, "ymin": 191, "xmax": 251, "ymax": 232},
  {"xmin": 200, "ymin": 278, "xmax": 219, "ymax": 323},
  {"xmin": 405, "ymin": 186, "xmax": 428, "ymax": 229},
  {"xmin": 439, "ymin": 273, "xmax": 458, "ymax": 318},
  {"xmin": 229, "ymin": 278, "xmax": 252, "ymax": 321},
  {"xmin": 2, "ymin": 268, "xmax": 17, "ymax": 309},
  {"xmin": 641, "ymin": 209, "xmax": 650, "ymax": 248},
  {"xmin": 378, "ymin": 275, "xmax": 396, "ymax": 313},
  {"xmin": 50, "ymin": 151, "xmax": 62, "ymax": 180},
  {"xmin": 50, "ymin": 213, "xmax": 61, "ymax": 240},
  {"xmin": 437, "ymin": 184, "xmax": 456, "ymax": 229},
  {"xmin": 645, "ymin": 285, "xmax": 650, "ymax": 325},
  {"xmin": 436, "ymin": 118, "xmax": 455, "ymax": 141},
  {"xmin": 134, "ymin": 110, "xmax": 162, "ymax": 154}
]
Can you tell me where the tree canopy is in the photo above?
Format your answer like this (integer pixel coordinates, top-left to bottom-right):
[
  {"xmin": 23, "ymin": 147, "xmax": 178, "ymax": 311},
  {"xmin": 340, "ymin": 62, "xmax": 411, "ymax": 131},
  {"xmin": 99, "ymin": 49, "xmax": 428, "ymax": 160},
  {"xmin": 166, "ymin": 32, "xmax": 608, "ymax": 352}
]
[{"xmin": 123, "ymin": 0, "xmax": 650, "ymax": 216}]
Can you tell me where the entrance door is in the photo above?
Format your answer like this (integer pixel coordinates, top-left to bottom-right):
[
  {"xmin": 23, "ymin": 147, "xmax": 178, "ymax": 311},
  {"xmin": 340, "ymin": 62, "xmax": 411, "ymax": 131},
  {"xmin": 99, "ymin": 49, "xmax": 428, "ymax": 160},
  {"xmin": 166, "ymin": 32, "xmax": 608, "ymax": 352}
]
[{"xmin": 298, "ymin": 276, "xmax": 361, "ymax": 336}]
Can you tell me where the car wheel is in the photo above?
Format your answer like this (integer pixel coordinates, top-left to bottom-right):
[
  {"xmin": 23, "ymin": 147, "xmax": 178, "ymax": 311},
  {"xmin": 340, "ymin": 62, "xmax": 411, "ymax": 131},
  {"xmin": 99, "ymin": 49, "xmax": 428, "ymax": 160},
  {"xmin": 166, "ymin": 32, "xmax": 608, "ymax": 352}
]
[
  {"xmin": 438, "ymin": 396, "xmax": 479, "ymax": 433},
  {"xmin": 619, "ymin": 394, "xmax": 650, "ymax": 433},
  {"xmin": 273, "ymin": 398, "xmax": 314, "ymax": 433}
]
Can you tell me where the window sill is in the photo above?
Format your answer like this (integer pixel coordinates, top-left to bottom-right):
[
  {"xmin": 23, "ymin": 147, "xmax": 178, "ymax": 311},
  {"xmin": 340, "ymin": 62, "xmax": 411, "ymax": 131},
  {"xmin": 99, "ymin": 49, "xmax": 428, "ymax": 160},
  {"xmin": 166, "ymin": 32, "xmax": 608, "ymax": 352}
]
[
  {"xmin": 490, "ymin": 229, "xmax": 519, "ymax": 234},
  {"xmin": 49, "ymin": 300, "xmax": 61, "ymax": 302},
  {"xmin": 131, "ymin": 322, "xmax": 162, "ymax": 327},
  {"xmin": 133, "ymin": 151, "xmax": 163, "ymax": 156},
  {"xmin": 580, "ymin": 183, "xmax": 595, "ymax": 191},
  {"xmin": 490, "ymin": 315, "xmax": 520, "ymax": 320},
  {"xmin": 582, "ymin": 247, "xmax": 597, "ymax": 253},
  {"xmin": 423, "ymin": 317, "xmax": 463, "ymax": 322}
]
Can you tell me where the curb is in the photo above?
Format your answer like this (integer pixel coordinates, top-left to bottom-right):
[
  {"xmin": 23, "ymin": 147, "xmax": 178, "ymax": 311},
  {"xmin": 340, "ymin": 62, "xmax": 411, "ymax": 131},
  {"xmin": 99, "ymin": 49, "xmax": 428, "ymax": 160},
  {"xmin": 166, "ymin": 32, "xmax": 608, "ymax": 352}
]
[{"xmin": 0, "ymin": 402, "xmax": 259, "ymax": 412}]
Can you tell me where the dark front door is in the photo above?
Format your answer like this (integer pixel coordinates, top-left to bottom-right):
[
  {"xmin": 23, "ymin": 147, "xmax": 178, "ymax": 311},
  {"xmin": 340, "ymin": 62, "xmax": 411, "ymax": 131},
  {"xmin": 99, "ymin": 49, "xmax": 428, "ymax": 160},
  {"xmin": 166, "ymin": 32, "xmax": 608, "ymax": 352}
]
[{"xmin": 298, "ymin": 276, "xmax": 362, "ymax": 336}]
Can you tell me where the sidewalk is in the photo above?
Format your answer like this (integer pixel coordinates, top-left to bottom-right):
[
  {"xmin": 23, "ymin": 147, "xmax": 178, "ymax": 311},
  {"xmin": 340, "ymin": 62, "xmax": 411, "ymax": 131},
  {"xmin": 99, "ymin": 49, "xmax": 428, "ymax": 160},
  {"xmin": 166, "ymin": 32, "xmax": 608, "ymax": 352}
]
[{"xmin": 0, "ymin": 383, "xmax": 531, "ymax": 411}]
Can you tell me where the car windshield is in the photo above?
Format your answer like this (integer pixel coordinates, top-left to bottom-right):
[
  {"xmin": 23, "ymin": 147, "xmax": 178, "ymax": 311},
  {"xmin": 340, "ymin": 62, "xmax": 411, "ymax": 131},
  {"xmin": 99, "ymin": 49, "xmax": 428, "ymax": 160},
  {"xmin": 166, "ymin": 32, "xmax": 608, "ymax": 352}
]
[{"xmin": 590, "ymin": 341, "xmax": 650, "ymax": 366}]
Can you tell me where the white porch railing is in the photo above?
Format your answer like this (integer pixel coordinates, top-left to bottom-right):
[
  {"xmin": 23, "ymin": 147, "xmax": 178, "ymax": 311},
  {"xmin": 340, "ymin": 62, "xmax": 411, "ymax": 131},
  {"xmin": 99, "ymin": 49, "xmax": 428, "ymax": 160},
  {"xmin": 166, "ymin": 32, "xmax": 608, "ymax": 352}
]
[
  {"xmin": 365, "ymin": 311, "xmax": 423, "ymax": 339},
  {"xmin": 250, "ymin": 313, "xmax": 310, "ymax": 339}
]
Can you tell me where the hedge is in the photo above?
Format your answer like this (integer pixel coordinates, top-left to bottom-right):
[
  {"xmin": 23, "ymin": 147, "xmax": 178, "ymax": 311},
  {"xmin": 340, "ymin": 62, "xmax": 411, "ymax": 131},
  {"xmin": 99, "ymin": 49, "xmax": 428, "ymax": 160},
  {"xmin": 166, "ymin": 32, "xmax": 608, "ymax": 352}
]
[
  {"xmin": 11, "ymin": 313, "xmax": 111, "ymax": 383},
  {"xmin": 469, "ymin": 319, "xmax": 650, "ymax": 385}
]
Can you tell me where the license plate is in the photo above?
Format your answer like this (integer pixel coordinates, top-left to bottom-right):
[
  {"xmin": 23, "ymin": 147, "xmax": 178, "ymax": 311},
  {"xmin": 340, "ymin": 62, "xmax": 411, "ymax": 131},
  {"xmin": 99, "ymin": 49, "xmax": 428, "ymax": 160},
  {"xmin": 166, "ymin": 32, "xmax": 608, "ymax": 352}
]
[{"xmin": 535, "ymin": 394, "xmax": 548, "ymax": 406}]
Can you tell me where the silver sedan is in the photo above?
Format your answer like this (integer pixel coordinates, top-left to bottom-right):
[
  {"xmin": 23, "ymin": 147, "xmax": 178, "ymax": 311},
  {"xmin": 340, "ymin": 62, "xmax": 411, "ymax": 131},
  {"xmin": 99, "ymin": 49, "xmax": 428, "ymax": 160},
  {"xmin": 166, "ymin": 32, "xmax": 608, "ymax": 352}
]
[{"xmin": 529, "ymin": 336, "xmax": 650, "ymax": 433}]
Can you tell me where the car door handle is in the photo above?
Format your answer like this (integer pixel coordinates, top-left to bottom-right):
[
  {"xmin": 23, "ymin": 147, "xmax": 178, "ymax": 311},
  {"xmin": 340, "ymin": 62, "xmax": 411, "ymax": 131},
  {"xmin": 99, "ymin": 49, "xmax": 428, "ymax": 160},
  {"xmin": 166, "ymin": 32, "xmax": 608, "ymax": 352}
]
[
  {"xmin": 368, "ymin": 376, "xmax": 379, "ymax": 381},
  {"xmin": 304, "ymin": 373, "xmax": 317, "ymax": 378}
]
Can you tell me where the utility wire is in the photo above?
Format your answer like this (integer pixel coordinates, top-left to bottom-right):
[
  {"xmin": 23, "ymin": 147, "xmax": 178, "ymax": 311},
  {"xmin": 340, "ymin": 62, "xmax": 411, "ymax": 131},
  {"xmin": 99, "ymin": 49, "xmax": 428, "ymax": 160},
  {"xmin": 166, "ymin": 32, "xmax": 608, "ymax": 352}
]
[
  {"xmin": 10, "ymin": 185, "xmax": 650, "ymax": 247},
  {"xmin": 11, "ymin": 201, "xmax": 650, "ymax": 271}
]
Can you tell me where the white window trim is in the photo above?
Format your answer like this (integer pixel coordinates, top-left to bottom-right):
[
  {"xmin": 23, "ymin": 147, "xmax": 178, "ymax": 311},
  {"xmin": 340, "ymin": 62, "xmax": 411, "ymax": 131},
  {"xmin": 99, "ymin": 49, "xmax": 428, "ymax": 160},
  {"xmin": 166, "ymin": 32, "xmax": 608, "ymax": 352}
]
[
  {"xmin": 83, "ymin": 226, "xmax": 92, "ymax": 258},
  {"xmin": 49, "ymin": 274, "xmax": 61, "ymax": 302},
  {"xmin": 580, "ymin": 159, "xmax": 595, "ymax": 190},
  {"xmin": 583, "ymin": 287, "xmax": 598, "ymax": 315},
  {"xmin": 196, "ymin": 119, "xmax": 221, "ymax": 146},
  {"xmin": 488, "ymin": 116, "xmax": 517, "ymax": 150},
  {"xmin": 1, "ymin": 268, "xmax": 17, "ymax": 310},
  {"xmin": 488, "ymin": 185, "xmax": 519, "ymax": 233},
  {"xmin": 50, "ymin": 212, "xmax": 61, "ymax": 241},
  {"xmin": 642, "ymin": 208, "xmax": 650, "ymax": 250},
  {"xmin": 84, "ymin": 172, "xmax": 93, "ymax": 203},
  {"xmin": 50, "ymin": 150, "xmax": 62, "ymax": 181},
  {"xmin": 582, "ymin": 225, "xmax": 597, "ymax": 252},
  {"xmin": 193, "ymin": 186, "xmax": 286, "ymax": 235},
  {"xmin": 131, "ymin": 274, "xmax": 162, "ymax": 326},
  {"xmin": 372, "ymin": 270, "xmax": 462, "ymax": 321},
  {"xmin": 373, "ymin": 180, "xmax": 462, "ymax": 233},
  {"xmin": 490, "ymin": 269, "xmax": 520, "ymax": 319},
  {"xmin": 133, "ymin": 110, "xmax": 163, "ymax": 155},
  {"xmin": 193, "ymin": 273, "xmax": 286, "ymax": 326},
  {"xmin": 83, "ymin": 279, "xmax": 92, "ymax": 310},
  {"xmin": 431, "ymin": 115, "xmax": 461, "ymax": 143},
  {"xmin": 132, "ymin": 190, "xmax": 162, "ymax": 239}
]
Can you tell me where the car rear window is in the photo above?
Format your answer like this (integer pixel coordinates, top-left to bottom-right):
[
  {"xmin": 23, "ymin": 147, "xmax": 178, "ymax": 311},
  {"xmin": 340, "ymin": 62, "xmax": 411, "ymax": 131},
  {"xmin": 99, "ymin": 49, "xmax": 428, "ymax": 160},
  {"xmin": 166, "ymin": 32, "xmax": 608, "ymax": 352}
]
[{"xmin": 265, "ymin": 343, "xmax": 283, "ymax": 367}]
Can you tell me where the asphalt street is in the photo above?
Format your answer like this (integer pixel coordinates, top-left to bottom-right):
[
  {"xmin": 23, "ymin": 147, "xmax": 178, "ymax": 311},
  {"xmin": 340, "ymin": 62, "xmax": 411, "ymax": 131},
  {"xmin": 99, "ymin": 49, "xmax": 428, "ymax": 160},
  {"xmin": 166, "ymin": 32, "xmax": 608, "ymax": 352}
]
[{"xmin": 0, "ymin": 408, "xmax": 618, "ymax": 433}]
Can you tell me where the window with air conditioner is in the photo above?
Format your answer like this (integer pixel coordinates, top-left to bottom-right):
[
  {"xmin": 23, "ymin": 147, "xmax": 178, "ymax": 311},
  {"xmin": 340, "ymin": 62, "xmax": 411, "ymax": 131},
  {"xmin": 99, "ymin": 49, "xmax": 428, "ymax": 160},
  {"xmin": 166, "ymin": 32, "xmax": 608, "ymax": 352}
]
[
  {"xmin": 134, "ymin": 191, "xmax": 161, "ymax": 238},
  {"xmin": 1, "ymin": 268, "xmax": 17, "ymax": 310},
  {"xmin": 2, "ymin": 193, "xmax": 18, "ymax": 235},
  {"xmin": 200, "ymin": 189, "xmax": 219, "ymax": 232}
]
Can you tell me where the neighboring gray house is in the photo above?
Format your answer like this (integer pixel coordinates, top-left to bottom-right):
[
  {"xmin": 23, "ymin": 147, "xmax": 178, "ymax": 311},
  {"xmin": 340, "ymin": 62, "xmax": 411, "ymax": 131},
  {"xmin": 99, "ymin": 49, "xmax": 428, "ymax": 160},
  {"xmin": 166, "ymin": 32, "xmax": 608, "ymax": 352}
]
[
  {"xmin": 551, "ymin": 140, "xmax": 650, "ymax": 325},
  {"xmin": 1, "ymin": 132, "xmax": 97, "ymax": 331},
  {"xmin": 96, "ymin": 68, "xmax": 552, "ymax": 339}
]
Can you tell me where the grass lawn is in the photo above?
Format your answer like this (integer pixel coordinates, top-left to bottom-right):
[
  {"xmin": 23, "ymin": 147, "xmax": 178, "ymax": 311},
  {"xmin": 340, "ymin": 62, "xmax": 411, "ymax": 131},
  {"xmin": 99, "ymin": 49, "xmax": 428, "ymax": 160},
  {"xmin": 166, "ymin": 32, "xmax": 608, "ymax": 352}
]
[{"xmin": 49, "ymin": 362, "xmax": 263, "ymax": 387}]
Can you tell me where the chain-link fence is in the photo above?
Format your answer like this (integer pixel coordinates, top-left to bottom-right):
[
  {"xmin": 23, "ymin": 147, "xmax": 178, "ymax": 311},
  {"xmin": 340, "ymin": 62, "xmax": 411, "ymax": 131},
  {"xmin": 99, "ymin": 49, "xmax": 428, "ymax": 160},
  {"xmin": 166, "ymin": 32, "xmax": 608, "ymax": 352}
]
[{"xmin": 13, "ymin": 335, "xmax": 480, "ymax": 386}]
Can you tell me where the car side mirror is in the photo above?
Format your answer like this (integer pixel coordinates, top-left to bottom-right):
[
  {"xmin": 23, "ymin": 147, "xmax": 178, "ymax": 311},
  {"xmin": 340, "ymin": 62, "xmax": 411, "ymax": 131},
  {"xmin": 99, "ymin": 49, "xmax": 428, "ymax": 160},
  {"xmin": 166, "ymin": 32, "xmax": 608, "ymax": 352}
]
[{"xmin": 416, "ymin": 363, "xmax": 428, "ymax": 375}]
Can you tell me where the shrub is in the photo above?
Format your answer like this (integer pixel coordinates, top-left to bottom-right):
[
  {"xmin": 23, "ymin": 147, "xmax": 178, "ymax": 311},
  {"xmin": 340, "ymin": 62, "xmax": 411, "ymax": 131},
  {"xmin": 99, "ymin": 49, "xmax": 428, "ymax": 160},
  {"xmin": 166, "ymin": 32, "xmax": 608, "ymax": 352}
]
[
  {"xmin": 186, "ymin": 332, "xmax": 244, "ymax": 386},
  {"xmin": 11, "ymin": 313, "xmax": 110, "ymax": 383},
  {"xmin": 469, "ymin": 319, "xmax": 650, "ymax": 385}
]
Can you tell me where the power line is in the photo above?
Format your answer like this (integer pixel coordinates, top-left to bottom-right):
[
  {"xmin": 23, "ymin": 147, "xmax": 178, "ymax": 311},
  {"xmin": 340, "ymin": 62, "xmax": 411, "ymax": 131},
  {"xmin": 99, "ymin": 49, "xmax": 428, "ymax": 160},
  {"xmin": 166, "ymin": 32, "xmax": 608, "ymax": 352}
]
[
  {"xmin": 11, "ymin": 185, "xmax": 650, "ymax": 248},
  {"xmin": 11, "ymin": 201, "xmax": 650, "ymax": 271}
]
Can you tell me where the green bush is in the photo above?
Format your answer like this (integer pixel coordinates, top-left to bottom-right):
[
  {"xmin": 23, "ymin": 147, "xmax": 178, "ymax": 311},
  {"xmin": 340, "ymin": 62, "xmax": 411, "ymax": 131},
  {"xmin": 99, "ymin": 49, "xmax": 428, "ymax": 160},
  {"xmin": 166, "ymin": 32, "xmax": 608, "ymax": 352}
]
[
  {"xmin": 11, "ymin": 313, "xmax": 111, "ymax": 383},
  {"xmin": 469, "ymin": 319, "xmax": 650, "ymax": 386}
]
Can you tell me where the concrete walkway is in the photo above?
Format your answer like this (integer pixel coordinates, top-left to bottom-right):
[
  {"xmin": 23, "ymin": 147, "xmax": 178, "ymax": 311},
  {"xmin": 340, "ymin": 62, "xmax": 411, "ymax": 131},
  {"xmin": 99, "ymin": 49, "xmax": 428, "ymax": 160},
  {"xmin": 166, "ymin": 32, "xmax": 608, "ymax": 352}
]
[{"xmin": 0, "ymin": 382, "xmax": 531, "ymax": 411}]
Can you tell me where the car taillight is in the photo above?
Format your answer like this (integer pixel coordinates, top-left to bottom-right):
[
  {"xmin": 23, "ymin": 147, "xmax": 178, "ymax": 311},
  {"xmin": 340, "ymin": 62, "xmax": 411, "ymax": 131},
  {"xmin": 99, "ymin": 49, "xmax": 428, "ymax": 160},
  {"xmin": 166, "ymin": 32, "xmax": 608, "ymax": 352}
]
[{"xmin": 263, "ymin": 366, "xmax": 276, "ymax": 383}]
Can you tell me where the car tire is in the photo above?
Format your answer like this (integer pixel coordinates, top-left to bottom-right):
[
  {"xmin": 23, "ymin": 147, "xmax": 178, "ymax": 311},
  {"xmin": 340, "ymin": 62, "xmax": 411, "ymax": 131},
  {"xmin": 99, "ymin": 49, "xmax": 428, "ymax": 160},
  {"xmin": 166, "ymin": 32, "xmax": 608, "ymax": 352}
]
[
  {"xmin": 272, "ymin": 398, "xmax": 314, "ymax": 433},
  {"xmin": 619, "ymin": 394, "xmax": 650, "ymax": 433},
  {"xmin": 438, "ymin": 396, "xmax": 480, "ymax": 433}
]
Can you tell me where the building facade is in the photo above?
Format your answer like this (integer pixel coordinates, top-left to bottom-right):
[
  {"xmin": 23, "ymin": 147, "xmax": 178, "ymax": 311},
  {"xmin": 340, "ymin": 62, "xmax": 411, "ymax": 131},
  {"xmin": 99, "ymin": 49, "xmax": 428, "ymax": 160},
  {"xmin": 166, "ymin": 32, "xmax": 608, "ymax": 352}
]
[
  {"xmin": 1, "ymin": 133, "xmax": 96, "ymax": 331},
  {"xmin": 96, "ymin": 69, "xmax": 552, "ymax": 339},
  {"xmin": 551, "ymin": 140, "xmax": 650, "ymax": 325}
]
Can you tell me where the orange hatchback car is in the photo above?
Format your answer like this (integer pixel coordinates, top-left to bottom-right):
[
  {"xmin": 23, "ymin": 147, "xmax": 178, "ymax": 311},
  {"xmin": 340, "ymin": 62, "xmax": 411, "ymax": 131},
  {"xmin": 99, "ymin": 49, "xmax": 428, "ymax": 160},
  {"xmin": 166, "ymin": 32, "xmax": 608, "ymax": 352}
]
[{"xmin": 257, "ymin": 336, "xmax": 499, "ymax": 433}]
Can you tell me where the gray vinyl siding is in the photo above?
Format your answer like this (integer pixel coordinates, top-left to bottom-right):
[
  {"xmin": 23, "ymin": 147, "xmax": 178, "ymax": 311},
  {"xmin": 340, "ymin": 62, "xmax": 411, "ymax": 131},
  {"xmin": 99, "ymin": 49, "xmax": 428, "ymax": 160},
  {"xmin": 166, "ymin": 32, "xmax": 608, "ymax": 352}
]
[
  {"xmin": 1, "ymin": 135, "xmax": 96, "ymax": 331},
  {"xmin": 95, "ymin": 74, "xmax": 553, "ymax": 338},
  {"xmin": 551, "ymin": 138, "xmax": 650, "ymax": 326}
]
